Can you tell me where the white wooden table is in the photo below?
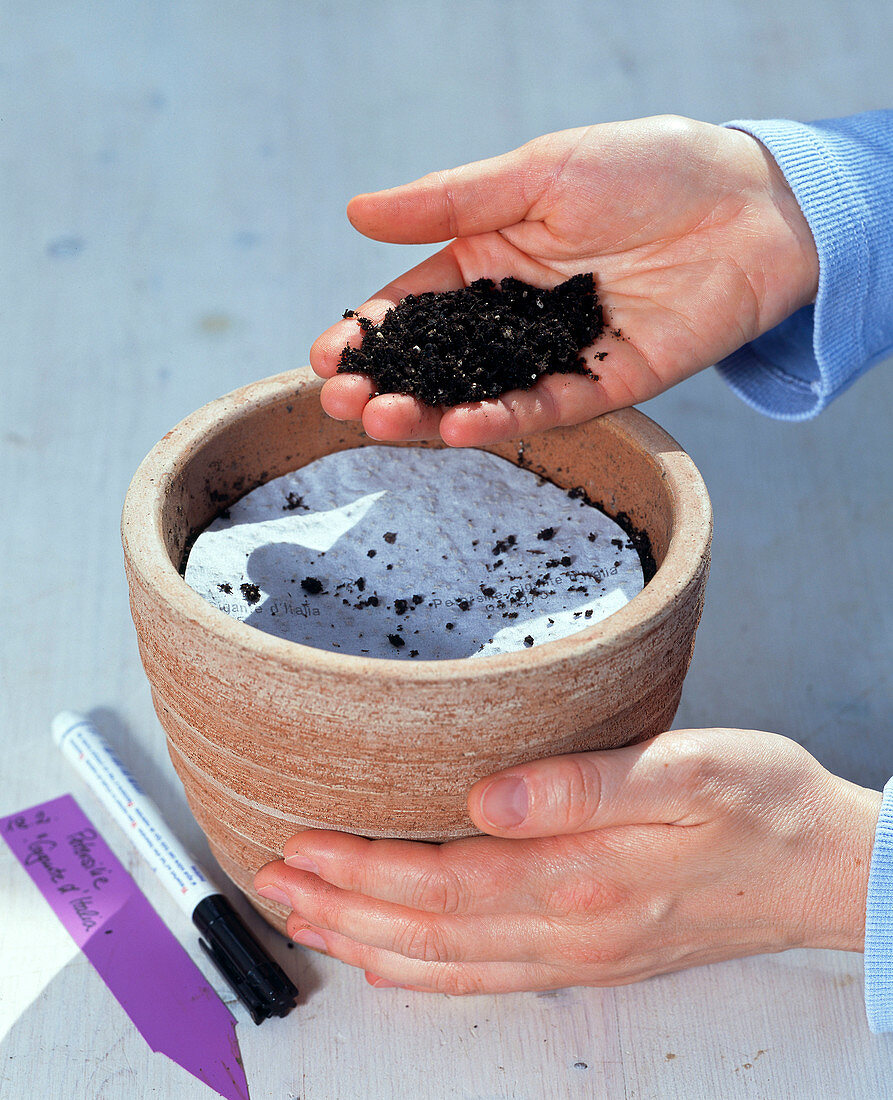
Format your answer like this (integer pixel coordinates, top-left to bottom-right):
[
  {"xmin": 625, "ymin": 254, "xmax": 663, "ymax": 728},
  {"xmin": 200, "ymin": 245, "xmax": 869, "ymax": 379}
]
[{"xmin": 3, "ymin": 3, "xmax": 892, "ymax": 1097}]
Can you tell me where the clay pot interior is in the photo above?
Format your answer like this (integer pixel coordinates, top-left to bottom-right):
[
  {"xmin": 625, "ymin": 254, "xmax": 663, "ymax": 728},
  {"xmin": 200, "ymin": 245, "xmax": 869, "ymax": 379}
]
[
  {"xmin": 122, "ymin": 367, "xmax": 711, "ymax": 931},
  {"xmin": 162, "ymin": 390, "xmax": 674, "ymax": 578}
]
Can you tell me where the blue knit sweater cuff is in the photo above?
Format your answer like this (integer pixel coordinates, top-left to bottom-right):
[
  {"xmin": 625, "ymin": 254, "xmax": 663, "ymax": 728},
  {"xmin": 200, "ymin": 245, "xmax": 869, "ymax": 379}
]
[
  {"xmin": 717, "ymin": 113, "xmax": 893, "ymax": 420},
  {"xmin": 865, "ymin": 777, "xmax": 893, "ymax": 1032}
]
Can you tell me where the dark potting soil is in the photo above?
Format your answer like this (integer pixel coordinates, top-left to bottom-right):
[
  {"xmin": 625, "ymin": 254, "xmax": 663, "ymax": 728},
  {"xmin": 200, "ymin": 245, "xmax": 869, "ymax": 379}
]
[
  {"xmin": 239, "ymin": 582, "xmax": 261, "ymax": 605},
  {"xmin": 337, "ymin": 273, "xmax": 605, "ymax": 406},
  {"xmin": 562, "ymin": 484, "xmax": 657, "ymax": 585}
]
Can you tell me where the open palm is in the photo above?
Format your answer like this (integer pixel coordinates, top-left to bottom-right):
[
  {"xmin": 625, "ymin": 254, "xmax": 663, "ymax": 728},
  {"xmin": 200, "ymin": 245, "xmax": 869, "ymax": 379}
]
[{"xmin": 311, "ymin": 115, "xmax": 818, "ymax": 446}]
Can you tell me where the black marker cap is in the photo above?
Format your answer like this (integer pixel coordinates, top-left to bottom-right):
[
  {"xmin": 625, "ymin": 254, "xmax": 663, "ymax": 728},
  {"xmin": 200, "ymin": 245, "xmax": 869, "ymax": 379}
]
[{"xmin": 193, "ymin": 894, "xmax": 299, "ymax": 1024}]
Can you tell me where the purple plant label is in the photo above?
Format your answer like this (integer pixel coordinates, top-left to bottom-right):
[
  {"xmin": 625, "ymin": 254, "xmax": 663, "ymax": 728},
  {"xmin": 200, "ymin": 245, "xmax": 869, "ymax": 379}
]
[
  {"xmin": 2, "ymin": 794, "xmax": 137, "ymax": 945},
  {"xmin": 1, "ymin": 794, "xmax": 250, "ymax": 1100}
]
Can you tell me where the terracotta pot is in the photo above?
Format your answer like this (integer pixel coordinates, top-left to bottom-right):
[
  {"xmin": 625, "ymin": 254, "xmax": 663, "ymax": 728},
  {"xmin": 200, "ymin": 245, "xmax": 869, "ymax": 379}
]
[{"xmin": 122, "ymin": 367, "xmax": 711, "ymax": 932}]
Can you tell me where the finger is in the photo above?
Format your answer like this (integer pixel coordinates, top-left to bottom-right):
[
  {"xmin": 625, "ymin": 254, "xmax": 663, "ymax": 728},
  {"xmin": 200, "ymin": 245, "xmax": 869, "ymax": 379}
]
[
  {"xmin": 310, "ymin": 246, "xmax": 466, "ymax": 379},
  {"xmin": 362, "ymin": 393, "xmax": 443, "ymax": 441},
  {"xmin": 318, "ymin": 373, "xmax": 377, "ymax": 420},
  {"xmin": 283, "ymin": 913, "xmax": 568, "ymax": 995},
  {"xmin": 345, "ymin": 133, "xmax": 579, "ymax": 244},
  {"xmin": 270, "ymin": 831, "xmax": 536, "ymax": 915},
  {"xmin": 319, "ymin": 380, "xmax": 445, "ymax": 439},
  {"xmin": 438, "ymin": 366, "xmax": 606, "ymax": 447},
  {"xmin": 319, "ymin": 379, "xmax": 444, "ymax": 439},
  {"xmin": 467, "ymin": 730, "xmax": 716, "ymax": 838},
  {"xmin": 259, "ymin": 863, "xmax": 567, "ymax": 965}
]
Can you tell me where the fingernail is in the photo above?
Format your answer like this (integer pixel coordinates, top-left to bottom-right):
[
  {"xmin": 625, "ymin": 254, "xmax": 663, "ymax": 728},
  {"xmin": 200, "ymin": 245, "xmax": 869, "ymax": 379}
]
[
  {"xmin": 256, "ymin": 884, "xmax": 292, "ymax": 907},
  {"xmin": 283, "ymin": 854, "xmax": 321, "ymax": 875},
  {"xmin": 367, "ymin": 974, "xmax": 399, "ymax": 988},
  {"xmin": 480, "ymin": 776, "xmax": 528, "ymax": 827},
  {"xmin": 292, "ymin": 928, "xmax": 327, "ymax": 952}
]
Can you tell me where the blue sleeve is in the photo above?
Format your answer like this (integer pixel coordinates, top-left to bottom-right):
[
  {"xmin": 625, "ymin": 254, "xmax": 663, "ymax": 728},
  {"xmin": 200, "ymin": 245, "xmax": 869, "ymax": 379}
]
[
  {"xmin": 866, "ymin": 778, "xmax": 893, "ymax": 1033},
  {"xmin": 715, "ymin": 114, "xmax": 893, "ymax": 1032},
  {"xmin": 716, "ymin": 111, "xmax": 893, "ymax": 420}
]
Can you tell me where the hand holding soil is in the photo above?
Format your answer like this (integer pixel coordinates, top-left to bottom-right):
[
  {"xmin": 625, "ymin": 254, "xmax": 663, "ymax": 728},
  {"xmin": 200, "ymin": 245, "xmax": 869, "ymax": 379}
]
[
  {"xmin": 256, "ymin": 729, "xmax": 880, "ymax": 994},
  {"xmin": 311, "ymin": 115, "xmax": 819, "ymax": 446}
]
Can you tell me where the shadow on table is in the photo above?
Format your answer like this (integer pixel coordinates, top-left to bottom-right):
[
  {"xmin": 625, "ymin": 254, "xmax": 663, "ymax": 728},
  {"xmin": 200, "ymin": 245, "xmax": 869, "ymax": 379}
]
[{"xmin": 0, "ymin": 944, "xmax": 320, "ymax": 1098}]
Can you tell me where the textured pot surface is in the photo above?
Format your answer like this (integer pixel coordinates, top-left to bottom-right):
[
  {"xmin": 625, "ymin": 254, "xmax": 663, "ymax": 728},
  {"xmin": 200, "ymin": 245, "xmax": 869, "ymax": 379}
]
[{"xmin": 122, "ymin": 367, "xmax": 712, "ymax": 931}]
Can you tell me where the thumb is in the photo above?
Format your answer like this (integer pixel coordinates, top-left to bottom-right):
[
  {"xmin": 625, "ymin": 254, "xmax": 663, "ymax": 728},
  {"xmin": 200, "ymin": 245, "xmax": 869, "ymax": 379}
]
[
  {"xmin": 467, "ymin": 733, "xmax": 706, "ymax": 838},
  {"xmin": 346, "ymin": 130, "xmax": 582, "ymax": 245}
]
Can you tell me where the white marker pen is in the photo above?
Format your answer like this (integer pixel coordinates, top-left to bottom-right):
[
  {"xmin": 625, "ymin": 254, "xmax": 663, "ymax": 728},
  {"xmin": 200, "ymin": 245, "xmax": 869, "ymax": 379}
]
[{"xmin": 52, "ymin": 710, "xmax": 298, "ymax": 1022}]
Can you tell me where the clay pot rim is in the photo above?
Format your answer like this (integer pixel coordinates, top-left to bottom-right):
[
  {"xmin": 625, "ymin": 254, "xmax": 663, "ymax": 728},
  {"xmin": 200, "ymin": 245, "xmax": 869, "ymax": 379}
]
[{"xmin": 122, "ymin": 367, "xmax": 712, "ymax": 682}]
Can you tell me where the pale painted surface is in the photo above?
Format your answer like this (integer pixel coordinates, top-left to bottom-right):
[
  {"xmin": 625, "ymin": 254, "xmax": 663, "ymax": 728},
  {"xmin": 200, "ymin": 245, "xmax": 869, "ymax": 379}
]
[{"xmin": 2, "ymin": 3, "xmax": 892, "ymax": 1098}]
